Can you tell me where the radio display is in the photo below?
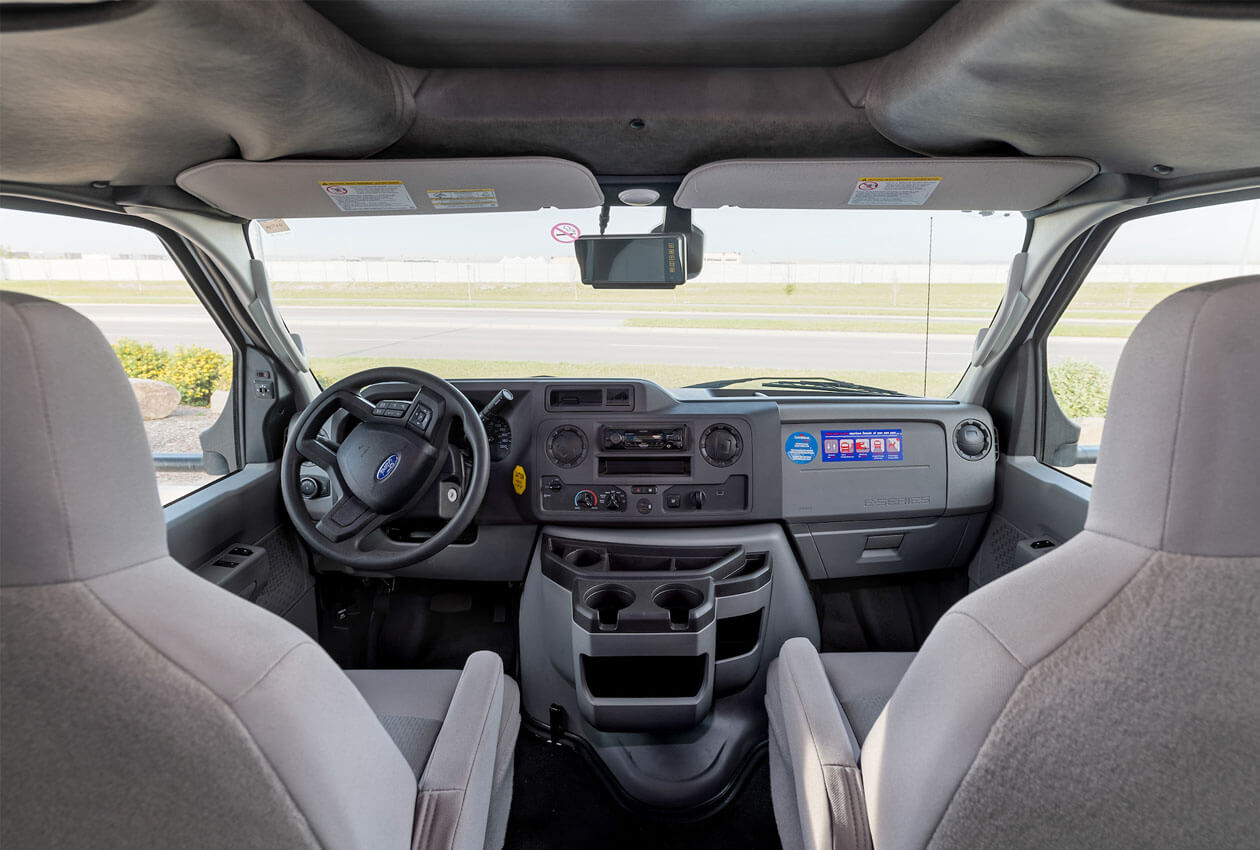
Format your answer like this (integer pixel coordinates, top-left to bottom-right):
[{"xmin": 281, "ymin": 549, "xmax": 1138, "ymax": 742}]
[{"xmin": 821, "ymin": 428, "xmax": 903, "ymax": 462}]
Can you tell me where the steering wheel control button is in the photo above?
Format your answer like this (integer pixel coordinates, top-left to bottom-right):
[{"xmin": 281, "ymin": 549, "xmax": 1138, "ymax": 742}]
[
  {"xmin": 547, "ymin": 426, "xmax": 588, "ymax": 468},
  {"xmin": 374, "ymin": 399, "xmax": 410, "ymax": 418},
  {"xmin": 407, "ymin": 403, "xmax": 433, "ymax": 431}
]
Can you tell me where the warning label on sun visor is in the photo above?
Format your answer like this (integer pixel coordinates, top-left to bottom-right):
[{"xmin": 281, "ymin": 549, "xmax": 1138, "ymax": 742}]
[
  {"xmin": 319, "ymin": 181, "xmax": 417, "ymax": 212},
  {"xmin": 426, "ymin": 189, "xmax": 499, "ymax": 210},
  {"xmin": 848, "ymin": 177, "xmax": 941, "ymax": 206}
]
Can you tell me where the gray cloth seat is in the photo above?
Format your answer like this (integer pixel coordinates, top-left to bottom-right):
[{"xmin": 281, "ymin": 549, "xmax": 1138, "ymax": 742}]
[
  {"xmin": 0, "ymin": 292, "xmax": 520, "ymax": 850},
  {"xmin": 766, "ymin": 276, "xmax": 1260, "ymax": 850}
]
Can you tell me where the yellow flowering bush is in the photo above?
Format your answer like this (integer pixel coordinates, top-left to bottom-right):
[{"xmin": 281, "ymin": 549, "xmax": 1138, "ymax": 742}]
[{"xmin": 112, "ymin": 340, "xmax": 230, "ymax": 406}]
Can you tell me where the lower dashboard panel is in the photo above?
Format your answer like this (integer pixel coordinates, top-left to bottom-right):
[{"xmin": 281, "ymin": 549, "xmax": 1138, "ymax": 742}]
[{"xmin": 791, "ymin": 512, "xmax": 988, "ymax": 580}]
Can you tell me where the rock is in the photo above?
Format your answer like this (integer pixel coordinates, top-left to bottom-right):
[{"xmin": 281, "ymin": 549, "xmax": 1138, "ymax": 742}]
[
  {"xmin": 209, "ymin": 389, "xmax": 230, "ymax": 414},
  {"xmin": 130, "ymin": 378, "xmax": 180, "ymax": 420}
]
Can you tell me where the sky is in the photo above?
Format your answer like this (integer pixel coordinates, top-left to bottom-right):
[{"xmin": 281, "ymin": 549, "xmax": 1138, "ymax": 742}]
[{"xmin": 2, "ymin": 199, "xmax": 1257, "ymax": 266}]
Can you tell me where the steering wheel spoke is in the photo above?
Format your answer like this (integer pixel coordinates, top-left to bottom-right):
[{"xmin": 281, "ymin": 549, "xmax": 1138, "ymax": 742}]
[
  {"xmin": 331, "ymin": 389, "xmax": 378, "ymax": 422},
  {"xmin": 296, "ymin": 435, "xmax": 339, "ymax": 471},
  {"xmin": 314, "ymin": 494, "xmax": 380, "ymax": 543}
]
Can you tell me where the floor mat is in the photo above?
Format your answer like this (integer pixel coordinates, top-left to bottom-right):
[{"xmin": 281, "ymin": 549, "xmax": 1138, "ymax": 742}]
[{"xmin": 504, "ymin": 732, "xmax": 781, "ymax": 850}]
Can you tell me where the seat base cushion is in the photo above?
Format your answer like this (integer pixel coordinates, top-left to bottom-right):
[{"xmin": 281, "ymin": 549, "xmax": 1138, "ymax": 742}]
[
  {"xmin": 819, "ymin": 652, "xmax": 916, "ymax": 748},
  {"xmin": 346, "ymin": 664, "xmax": 521, "ymax": 850},
  {"xmin": 766, "ymin": 644, "xmax": 916, "ymax": 850}
]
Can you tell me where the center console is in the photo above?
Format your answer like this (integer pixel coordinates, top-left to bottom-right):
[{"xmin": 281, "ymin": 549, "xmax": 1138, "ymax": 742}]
[
  {"xmin": 519, "ymin": 523, "xmax": 818, "ymax": 809},
  {"xmin": 543, "ymin": 534, "xmax": 772, "ymax": 731}
]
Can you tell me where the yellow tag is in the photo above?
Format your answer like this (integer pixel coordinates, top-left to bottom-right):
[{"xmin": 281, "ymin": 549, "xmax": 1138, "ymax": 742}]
[{"xmin": 512, "ymin": 465, "xmax": 527, "ymax": 496}]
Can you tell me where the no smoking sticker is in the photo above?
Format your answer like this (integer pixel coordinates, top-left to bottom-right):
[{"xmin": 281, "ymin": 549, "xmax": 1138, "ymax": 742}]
[
  {"xmin": 319, "ymin": 180, "xmax": 417, "ymax": 212},
  {"xmin": 848, "ymin": 177, "xmax": 942, "ymax": 206},
  {"xmin": 551, "ymin": 222, "xmax": 582, "ymax": 243}
]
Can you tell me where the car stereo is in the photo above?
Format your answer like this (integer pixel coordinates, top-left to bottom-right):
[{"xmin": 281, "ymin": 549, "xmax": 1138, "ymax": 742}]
[{"xmin": 602, "ymin": 425, "xmax": 687, "ymax": 451}]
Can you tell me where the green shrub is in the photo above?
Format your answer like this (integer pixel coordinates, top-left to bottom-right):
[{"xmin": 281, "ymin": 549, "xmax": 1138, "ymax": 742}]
[
  {"xmin": 113, "ymin": 340, "xmax": 230, "ymax": 406},
  {"xmin": 1048, "ymin": 359, "xmax": 1112, "ymax": 419},
  {"xmin": 112, "ymin": 338, "xmax": 168, "ymax": 380},
  {"xmin": 164, "ymin": 346, "xmax": 230, "ymax": 406}
]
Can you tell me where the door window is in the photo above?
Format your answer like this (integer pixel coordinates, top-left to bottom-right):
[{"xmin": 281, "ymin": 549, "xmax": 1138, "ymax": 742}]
[
  {"xmin": 1, "ymin": 206, "xmax": 239, "ymax": 503},
  {"xmin": 1044, "ymin": 198, "xmax": 1260, "ymax": 483}
]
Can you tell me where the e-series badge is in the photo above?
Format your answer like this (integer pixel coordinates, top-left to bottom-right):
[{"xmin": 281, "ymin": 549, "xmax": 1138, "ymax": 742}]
[{"xmin": 821, "ymin": 429, "xmax": 903, "ymax": 462}]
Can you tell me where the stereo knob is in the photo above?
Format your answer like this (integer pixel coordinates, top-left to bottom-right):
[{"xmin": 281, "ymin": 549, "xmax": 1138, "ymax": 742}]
[
  {"xmin": 701, "ymin": 424, "xmax": 742, "ymax": 467},
  {"xmin": 547, "ymin": 426, "xmax": 587, "ymax": 468}
]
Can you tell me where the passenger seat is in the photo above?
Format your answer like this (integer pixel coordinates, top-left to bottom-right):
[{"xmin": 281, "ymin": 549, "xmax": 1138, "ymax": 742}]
[{"xmin": 766, "ymin": 276, "xmax": 1260, "ymax": 849}]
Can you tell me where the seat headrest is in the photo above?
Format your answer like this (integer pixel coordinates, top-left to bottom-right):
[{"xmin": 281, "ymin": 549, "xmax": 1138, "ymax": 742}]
[
  {"xmin": 1, "ymin": 292, "xmax": 168, "ymax": 586},
  {"xmin": 1085, "ymin": 276, "xmax": 1260, "ymax": 557}
]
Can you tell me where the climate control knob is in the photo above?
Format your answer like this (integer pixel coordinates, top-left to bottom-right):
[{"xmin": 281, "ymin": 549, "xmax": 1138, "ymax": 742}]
[
  {"xmin": 700, "ymin": 424, "xmax": 742, "ymax": 467},
  {"xmin": 574, "ymin": 489, "xmax": 598, "ymax": 509},
  {"xmin": 604, "ymin": 490, "xmax": 627, "ymax": 511}
]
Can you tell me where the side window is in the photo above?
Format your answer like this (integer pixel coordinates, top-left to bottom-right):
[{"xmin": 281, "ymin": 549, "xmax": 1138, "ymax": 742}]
[
  {"xmin": 0, "ymin": 207, "xmax": 239, "ymax": 504},
  {"xmin": 1044, "ymin": 198, "xmax": 1260, "ymax": 483}
]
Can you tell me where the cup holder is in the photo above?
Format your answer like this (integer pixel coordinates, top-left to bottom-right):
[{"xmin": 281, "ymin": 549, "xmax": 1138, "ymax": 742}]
[
  {"xmin": 566, "ymin": 548, "xmax": 605, "ymax": 568},
  {"xmin": 653, "ymin": 584, "xmax": 705, "ymax": 628},
  {"xmin": 584, "ymin": 584, "xmax": 635, "ymax": 627}
]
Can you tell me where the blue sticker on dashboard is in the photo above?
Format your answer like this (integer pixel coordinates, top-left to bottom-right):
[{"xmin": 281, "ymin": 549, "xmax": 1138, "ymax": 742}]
[
  {"xmin": 785, "ymin": 431, "xmax": 818, "ymax": 464},
  {"xmin": 822, "ymin": 429, "xmax": 903, "ymax": 462}
]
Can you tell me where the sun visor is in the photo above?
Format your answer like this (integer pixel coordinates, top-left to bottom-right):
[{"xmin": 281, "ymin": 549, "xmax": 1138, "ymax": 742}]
[
  {"xmin": 674, "ymin": 157, "xmax": 1099, "ymax": 211},
  {"xmin": 176, "ymin": 158, "xmax": 605, "ymax": 219}
]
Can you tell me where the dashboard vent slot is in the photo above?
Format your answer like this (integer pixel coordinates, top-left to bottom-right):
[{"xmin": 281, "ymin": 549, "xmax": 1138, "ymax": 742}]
[
  {"xmin": 546, "ymin": 385, "xmax": 635, "ymax": 410},
  {"xmin": 604, "ymin": 386, "xmax": 632, "ymax": 407},
  {"xmin": 549, "ymin": 387, "xmax": 604, "ymax": 408}
]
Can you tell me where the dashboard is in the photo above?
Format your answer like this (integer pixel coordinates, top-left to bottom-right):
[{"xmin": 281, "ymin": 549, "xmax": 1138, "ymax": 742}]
[{"xmin": 311, "ymin": 378, "xmax": 997, "ymax": 581}]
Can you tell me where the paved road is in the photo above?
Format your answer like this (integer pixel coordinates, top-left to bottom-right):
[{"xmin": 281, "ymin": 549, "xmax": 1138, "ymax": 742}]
[{"xmin": 75, "ymin": 303, "xmax": 1128, "ymax": 376}]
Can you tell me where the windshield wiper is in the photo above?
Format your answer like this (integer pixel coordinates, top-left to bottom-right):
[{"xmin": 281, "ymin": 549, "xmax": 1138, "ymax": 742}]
[{"xmin": 686, "ymin": 376, "xmax": 906, "ymax": 397}]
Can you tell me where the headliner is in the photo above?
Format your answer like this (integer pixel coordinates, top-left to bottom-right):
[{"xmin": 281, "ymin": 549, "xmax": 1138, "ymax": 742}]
[{"xmin": 1, "ymin": 0, "xmax": 1258, "ymax": 207}]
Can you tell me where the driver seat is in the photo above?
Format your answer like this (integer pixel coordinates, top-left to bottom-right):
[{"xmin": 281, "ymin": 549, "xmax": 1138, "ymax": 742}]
[{"xmin": 0, "ymin": 292, "xmax": 520, "ymax": 850}]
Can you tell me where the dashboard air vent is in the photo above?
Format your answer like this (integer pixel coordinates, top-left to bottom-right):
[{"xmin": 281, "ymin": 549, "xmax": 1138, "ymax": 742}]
[{"xmin": 546, "ymin": 385, "xmax": 635, "ymax": 411}]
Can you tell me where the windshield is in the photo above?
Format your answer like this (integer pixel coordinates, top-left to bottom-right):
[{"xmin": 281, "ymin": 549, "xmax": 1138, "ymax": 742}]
[{"xmin": 256, "ymin": 208, "xmax": 1026, "ymax": 396}]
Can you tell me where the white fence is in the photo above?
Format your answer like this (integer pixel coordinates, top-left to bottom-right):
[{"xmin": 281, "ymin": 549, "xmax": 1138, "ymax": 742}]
[{"xmin": 3, "ymin": 256, "xmax": 1256, "ymax": 286}]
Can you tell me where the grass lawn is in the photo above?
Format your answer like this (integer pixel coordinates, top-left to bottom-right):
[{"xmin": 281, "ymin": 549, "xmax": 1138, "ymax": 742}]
[{"xmin": 2, "ymin": 278, "xmax": 1158, "ymax": 340}]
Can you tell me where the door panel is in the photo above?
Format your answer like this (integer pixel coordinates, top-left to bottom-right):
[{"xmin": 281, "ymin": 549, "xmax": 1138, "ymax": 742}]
[
  {"xmin": 165, "ymin": 462, "xmax": 318, "ymax": 635},
  {"xmin": 968, "ymin": 455, "xmax": 1089, "ymax": 590}
]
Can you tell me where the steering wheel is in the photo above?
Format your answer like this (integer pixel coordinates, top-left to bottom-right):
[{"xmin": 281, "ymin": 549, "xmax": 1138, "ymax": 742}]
[{"xmin": 280, "ymin": 367, "xmax": 489, "ymax": 570}]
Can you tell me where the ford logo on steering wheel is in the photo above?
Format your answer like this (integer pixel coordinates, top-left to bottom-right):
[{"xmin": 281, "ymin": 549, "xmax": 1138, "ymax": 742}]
[{"xmin": 376, "ymin": 453, "xmax": 400, "ymax": 481}]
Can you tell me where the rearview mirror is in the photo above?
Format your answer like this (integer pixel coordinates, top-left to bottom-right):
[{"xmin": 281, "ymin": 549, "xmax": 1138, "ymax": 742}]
[{"xmin": 575, "ymin": 233, "xmax": 687, "ymax": 289}]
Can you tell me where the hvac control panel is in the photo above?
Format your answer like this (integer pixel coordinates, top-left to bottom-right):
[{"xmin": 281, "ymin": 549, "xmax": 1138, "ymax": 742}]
[{"xmin": 534, "ymin": 418, "xmax": 755, "ymax": 521}]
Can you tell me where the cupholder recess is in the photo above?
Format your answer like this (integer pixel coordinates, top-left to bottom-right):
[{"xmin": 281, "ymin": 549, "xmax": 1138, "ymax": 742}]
[
  {"xmin": 584, "ymin": 585, "xmax": 635, "ymax": 627},
  {"xmin": 566, "ymin": 548, "xmax": 605, "ymax": 568},
  {"xmin": 653, "ymin": 584, "xmax": 705, "ymax": 627}
]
